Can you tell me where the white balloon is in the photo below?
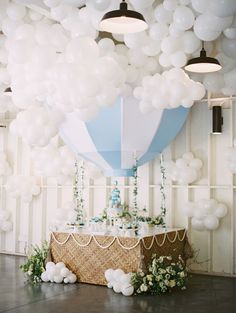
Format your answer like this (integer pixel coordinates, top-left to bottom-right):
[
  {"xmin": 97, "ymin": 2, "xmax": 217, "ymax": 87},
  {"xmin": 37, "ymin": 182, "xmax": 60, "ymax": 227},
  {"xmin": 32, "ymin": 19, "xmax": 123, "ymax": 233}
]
[
  {"xmin": 60, "ymin": 267, "xmax": 70, "ymax": 278},
  {"xmin": 66, "ymin": 37, "xmax": 99, "ymax": 64},
  {"xmin": 221, "ymin": 37, "xmax": 236, "ymax": 59},
  {"xmin": 159, "ymin": 53, "xmax": 171, "ymax": 67},
  {"xmin": 208, "ymin": 0, "xmax": 236, "ymax": 18},
  {"xmin": 130, "ymin": 0, "xmax": 154, "ymax": 10},
  {"xmin": 170, "ymin": 51, "xmax": 187, "ymax": 68},
  {"xmin": 191, "ymin": 0, "xmax": 209, "ymax": 13},
  {"xmin": 169, "ymin": 23, "xmax": 184, "ymax": 37},
  {"xmin": 215, "ymin": 204, "xmax": 228, "ymax": 218},
  {"xmin": 113, "ymin": 269, "xmax": 125, "ymax": 281},
  {"xmin": 54, "ymin": 275, "xmax": 64, "ymax": 283},
  {"xmin": 120, "ymin": 273, "xmax": 132, "ymax": 285},
  {"xmin": 182, "ymin": 152, "xmax": 194, "ymax": 162},
  {"xmin": 224, "ymin": 28, "xmax": 236, "ymax": 40},
  {"xmin": 204, "ymin": 216, "xmax": 219, "ymax": 230},
  {"xmin": 191, "ymin": 217, "xmax": 205, "ymax": 231},
  {"xmin": 189, "ymin": 158, "xmax": 203, "ymax": 170},
  {"xmin": 163, "ymin": 0, "xmax": 178, "ymax": 11},
  {"xmin": 105, "ymin": 269, "xmax": 114, "ymax": 282},
  {"xmin": 55, "ymin": 262, "xmax": 66, "ymax": 269},
  {"xmin": 107, "ymin": 282, "xmax": 113, "ymax": 288},
  {"xmin": 154, "ymin": 4, "xmax": 173, "ymax": 24},
  {"xmin": 41, "ymin": 272, "xmax": 49, "ymax": 282},
  {"xmin": 113, "ymin": 282, "xmax": 121, "ymax": 293},
  {"xmin": 173, "ymin": 6, "xmax": 195, "ymax": 31},
  {"xmin": 7, "ymin": 3, "xmax": 26, "ymax": 21},
  {"xmin": 68, "ymin": 273, "xmax": 77, "ymax": 283},
  {"xmin": 46, "ymin": 262, "xmax": 55, "ymax": 270},
  {"xmin": 121, "ymin": 284, "xmax": 134, "ymax": 296},
  {"xmin": 149, "ymin": 23, "xmax": 169, "ymax": 41},
  {"xmin": 182, "ymin": 31, "xmax": 201, "ymax": 54},
  {"xmin": 194, "ymin": 15, "xmax": 221, "ymax": 41}
]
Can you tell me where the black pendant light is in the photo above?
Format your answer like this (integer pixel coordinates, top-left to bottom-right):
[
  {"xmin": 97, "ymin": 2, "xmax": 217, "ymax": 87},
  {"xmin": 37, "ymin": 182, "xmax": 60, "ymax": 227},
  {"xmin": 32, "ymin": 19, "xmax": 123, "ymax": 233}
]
[
  {"xmin": 99, "ymin": 0, "xmax": 148, "ymax": 34},
  {"xmin": 212, "ymin": 106, "xmax": 223, "ymax": 134},
  {"xmin": 185, "ymin": 42, "xmax": 222, "ymax": 73}
]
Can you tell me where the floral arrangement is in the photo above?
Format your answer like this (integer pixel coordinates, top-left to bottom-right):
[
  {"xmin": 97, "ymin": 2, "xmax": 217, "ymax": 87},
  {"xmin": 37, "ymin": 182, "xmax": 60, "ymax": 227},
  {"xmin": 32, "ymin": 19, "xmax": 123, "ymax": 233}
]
[
  {"xmin": 20, "ymin": 241, "xmax": 49, "ymax": 284},
  {"xmin": 131, "ymin": 255, "xmax": 187, "ymax": 295}
]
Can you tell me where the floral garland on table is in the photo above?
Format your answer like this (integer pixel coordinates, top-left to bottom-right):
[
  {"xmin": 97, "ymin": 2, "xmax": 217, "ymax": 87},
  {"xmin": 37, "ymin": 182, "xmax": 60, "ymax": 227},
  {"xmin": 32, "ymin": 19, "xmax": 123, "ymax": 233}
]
[{"xmin": 73, "ymin": 160, "xmax": 85, "ymax": 225}]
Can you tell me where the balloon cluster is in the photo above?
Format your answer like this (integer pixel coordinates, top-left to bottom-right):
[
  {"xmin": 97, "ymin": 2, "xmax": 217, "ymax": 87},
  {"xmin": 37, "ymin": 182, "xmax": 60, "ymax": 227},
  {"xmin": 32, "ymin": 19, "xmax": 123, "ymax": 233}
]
[
  {"xmin": 0, "ymin": 0, "xmax": 209, "ymax": 143},
  {"xmin": 225, "ymin": 139, "xmax": 236, "ymax": 173},
  {"xmin": 134, "ymin": 68, "xmax": 205, "ymax": 112},
  {"xmin": 0, "ymin": 210, "xmax": 13, "ymax": 232},
  {"xmin": 0, "ymin": 0, "xmax": 236, "ymax": 156},
  {"xmin": 168, "ymin": 152, "xmax": 203, "ymax": 184},
  {"xmin": 183, "ymin": 199, "xmax": 228, "ymax": 231},
  {"xmin": 31, "ymin": 143, "xmax": 75, "ymax": 184},
  {"xmin": 105, "ymin": 268, "xmax": 134, "ymax": 296},
  {"xmin": 0, "ymin": 152, "xmax": 11, "ymax": 176},
  {"xmin": 9, "ymin": 107, "xmax": 64, "ymax": 147},
  {"xmin": 41, "ymin": 261, "xmax": 77, "ymax": 284},
  {"xmin": 6, "ymin": 176, "xmax": 40, "ymax": 203}
]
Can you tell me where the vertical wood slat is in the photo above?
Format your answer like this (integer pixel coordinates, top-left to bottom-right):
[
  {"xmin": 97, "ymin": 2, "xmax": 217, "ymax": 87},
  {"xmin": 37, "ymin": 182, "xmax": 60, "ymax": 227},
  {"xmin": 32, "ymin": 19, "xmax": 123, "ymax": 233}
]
[
  {"xmin": 231, "ymin": 100, "xmax": 236, "ymax": 274},
  {"xmin": 208, "ymin": 131, "xmax": 213, "ymax": 273}
]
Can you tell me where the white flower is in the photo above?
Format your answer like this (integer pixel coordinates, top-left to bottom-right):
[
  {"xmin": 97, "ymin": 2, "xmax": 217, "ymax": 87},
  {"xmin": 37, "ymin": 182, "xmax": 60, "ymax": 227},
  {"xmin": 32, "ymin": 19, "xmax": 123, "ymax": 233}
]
[
  {"xmin": 146, "ymin": 275, "xmax": 152, "ymax": 281},
  {"xmin": 164, "ymin": 280, "xmax": 169, "ymax": 286},
  {"xmin": 156, "ymin": 275, "xmax": 162, "ymax": 281},
  {"xmin": 140, "ymin": 284, "xmax": 148, "ymax": 292},
  {"xmin": 169, "ymin": 280, "xmax": 176, "ymax": 288},
  {"xmin": 27, "ymin": 270, "xmax": 32, "ymax": 276},
  {"xmin": 179, "ymin": 271, "xmax": 185, "ymax": 278}
]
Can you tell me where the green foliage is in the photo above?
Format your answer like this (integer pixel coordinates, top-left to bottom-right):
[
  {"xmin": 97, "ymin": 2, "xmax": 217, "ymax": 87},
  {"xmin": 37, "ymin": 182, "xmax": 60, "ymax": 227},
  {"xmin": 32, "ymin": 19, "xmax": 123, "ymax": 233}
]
[
  {"xmin": 136, "ymin": 214, "xmax": 165, "ymax": 226},
  {"xmin": 131, "ymin": 255, "xmax": 187, "ymax": 295},
  {"xmin": 20, "ymin": 241, "xmax": 49, "ymax": 284}
]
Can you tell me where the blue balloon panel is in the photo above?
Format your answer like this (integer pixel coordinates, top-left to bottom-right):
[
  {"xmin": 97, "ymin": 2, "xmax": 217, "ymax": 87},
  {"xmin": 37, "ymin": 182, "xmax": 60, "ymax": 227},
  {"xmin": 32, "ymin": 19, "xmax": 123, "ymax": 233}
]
[{"xmin": 60, "ymin": 97, "xmax": 189, "ymax": 177}]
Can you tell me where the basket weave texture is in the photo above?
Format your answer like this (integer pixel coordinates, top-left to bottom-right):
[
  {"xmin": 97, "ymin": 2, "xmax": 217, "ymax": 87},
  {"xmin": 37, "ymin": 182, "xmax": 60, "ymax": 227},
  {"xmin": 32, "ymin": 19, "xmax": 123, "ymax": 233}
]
[{"xmin": 49, "ymin": 229, "xmax": 192, "ymax": 285}]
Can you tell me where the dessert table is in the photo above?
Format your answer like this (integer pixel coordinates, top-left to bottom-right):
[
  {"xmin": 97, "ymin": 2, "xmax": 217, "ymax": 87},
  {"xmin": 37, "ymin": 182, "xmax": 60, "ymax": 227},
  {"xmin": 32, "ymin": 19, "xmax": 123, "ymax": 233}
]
[{"xmin": 49, "ymin": 228, "xmax": 192, "ymax": 286}]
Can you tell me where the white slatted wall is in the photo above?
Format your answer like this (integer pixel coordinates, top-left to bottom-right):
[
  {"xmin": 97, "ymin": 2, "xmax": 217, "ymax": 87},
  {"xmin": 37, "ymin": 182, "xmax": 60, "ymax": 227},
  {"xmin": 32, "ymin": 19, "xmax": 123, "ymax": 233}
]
[{"xmin": 0, "ymin": 100, "xmax": 236, "ymax": 276}]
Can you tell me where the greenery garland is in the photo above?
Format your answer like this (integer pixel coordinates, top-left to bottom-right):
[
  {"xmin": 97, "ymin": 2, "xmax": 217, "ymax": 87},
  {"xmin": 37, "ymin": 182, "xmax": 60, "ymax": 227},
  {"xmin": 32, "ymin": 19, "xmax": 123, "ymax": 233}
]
[
  {"xmin": 73, "ymin": 160, "xmax": 85, "ymax": 224},
  {"xmin": 160, "ymin": 154, "xmax": 167, "ymax": 225},
  {"xmin": 132, "ymin": 158, "xmax": 138, "ymax": 217}
]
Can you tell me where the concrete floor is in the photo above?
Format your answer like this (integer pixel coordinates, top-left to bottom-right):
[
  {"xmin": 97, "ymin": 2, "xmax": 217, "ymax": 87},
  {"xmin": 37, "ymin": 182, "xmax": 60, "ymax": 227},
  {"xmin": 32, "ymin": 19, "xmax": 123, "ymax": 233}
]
[{"xmin": 0, "ymin": 254, "xmax": 236, "ymax": 313}]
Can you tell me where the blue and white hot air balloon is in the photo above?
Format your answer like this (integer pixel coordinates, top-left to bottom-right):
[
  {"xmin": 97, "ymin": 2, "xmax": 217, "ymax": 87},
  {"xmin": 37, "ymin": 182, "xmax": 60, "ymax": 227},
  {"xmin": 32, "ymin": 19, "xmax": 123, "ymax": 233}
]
[{"xmin": 60, "ymin": 97, "xmax": 189, "ymax": 177}]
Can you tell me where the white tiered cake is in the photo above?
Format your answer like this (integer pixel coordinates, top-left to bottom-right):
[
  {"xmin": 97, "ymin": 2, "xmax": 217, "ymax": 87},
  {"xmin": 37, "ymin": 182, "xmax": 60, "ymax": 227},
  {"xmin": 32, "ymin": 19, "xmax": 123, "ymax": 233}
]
[{"xmin": 106, "ymin": 181, "xmax": 123, "ymax": 219}]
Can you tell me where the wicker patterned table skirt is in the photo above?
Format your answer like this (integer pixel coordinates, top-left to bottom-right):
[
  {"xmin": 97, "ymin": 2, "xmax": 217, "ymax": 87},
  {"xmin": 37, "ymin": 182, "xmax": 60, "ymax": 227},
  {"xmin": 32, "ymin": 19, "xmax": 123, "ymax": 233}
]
[{"xmin": 49, "ymin": 228, "xmax": 192, "ymax": 286}]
